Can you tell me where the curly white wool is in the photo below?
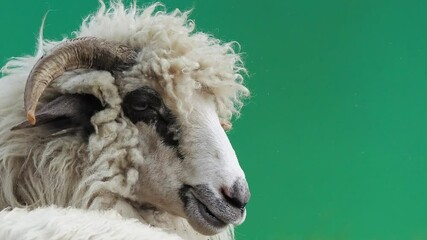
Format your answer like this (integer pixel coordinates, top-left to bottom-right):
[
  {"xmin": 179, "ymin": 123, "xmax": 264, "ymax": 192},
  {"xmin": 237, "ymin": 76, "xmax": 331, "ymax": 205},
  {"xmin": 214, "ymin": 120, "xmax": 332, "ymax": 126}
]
[{"xmin": 78, "ymin": 2, "xmax": 249, "ymax": 120}]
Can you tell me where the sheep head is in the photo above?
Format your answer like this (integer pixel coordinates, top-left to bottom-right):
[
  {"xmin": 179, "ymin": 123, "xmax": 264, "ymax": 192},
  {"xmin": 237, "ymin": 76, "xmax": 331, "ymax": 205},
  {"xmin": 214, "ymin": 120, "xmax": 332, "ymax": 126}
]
[{"xmin": 15, "ymin": 24, "xmax": 250, "ymax": 236}]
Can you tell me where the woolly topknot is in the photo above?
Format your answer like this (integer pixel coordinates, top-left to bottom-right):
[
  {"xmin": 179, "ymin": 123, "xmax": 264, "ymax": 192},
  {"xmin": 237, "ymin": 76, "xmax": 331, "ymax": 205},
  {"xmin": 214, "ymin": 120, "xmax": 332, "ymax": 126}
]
[{"xmin": 77, "ymin": 1, "xmax": 249, "ymax": 120}]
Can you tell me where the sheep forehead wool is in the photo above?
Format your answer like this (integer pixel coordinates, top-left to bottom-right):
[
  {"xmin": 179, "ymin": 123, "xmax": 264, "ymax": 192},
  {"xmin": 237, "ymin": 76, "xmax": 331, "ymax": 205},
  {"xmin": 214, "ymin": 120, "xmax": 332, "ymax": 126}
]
[{"xmin": 58, "ymin": 1, "xmax": 248, "ymax": 120}]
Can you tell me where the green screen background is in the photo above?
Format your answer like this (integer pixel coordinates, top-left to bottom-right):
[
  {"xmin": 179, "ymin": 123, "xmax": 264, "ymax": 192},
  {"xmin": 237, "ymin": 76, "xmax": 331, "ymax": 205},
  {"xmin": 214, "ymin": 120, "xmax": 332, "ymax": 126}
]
[{"xmin": 1, "ymin": 0, "xmax": 427, "ymax": 239}]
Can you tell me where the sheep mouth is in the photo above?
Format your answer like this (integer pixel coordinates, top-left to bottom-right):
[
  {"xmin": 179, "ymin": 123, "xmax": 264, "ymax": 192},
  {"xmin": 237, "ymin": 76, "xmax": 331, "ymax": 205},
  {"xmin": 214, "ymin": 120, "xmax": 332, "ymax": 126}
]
[
  {"xmin": 193, "ymin": 193, "xmax": 227, "ymax": 227},
  {"xmin": 183, "ymin": 192, "xmax": 228, "ymax": 235},
  {"xmin": 180, "ymin": 184, "xmax": 244, "ymax": 236}
]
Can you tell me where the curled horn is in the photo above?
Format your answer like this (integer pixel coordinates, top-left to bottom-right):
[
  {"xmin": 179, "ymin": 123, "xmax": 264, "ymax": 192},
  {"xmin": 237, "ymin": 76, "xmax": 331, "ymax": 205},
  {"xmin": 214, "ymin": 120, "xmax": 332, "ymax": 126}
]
[{"xmin": 24, "ymin": 37, "xmax": 137, "ymax": 125}]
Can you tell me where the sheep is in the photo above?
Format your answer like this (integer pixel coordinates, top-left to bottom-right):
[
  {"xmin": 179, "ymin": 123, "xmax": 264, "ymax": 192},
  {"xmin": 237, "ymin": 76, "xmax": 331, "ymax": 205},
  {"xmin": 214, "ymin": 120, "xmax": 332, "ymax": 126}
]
[{"xmin": 0, "ymin": 1, "xmax": 250, "ymax": 240}]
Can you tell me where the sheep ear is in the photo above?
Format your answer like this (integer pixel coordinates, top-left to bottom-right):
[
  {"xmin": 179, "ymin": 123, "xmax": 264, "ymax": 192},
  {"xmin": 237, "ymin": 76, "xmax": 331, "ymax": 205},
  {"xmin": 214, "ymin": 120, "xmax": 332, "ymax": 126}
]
[{"xmin": 11, "ymin": 94, "xmax": 103, "ymax": 134}]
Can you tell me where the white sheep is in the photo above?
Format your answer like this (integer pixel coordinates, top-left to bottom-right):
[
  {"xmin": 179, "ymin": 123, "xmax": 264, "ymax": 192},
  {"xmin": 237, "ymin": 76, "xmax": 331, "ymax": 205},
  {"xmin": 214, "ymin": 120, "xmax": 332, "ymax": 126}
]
[{"xmin": 0, "ymin": 1, "xmax": 250, "ymax": 240}]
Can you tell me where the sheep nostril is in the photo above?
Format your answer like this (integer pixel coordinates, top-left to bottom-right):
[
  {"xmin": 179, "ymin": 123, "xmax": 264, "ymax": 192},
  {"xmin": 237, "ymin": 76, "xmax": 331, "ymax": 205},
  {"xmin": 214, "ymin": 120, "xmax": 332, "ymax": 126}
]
[
  {"xmin": 221, "ymin": 179, "xmax": 250, "ymax": 210},
  {"xmin": 222, "ymin": 187, "xmax": 243, "ymax": 209}
]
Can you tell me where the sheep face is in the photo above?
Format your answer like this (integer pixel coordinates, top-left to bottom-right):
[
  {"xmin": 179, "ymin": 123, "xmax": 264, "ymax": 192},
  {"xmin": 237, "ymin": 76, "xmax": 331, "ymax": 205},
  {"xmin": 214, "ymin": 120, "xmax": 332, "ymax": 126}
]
[
  {"xmin": 121, "ymin": 85, "xmax": 250, "ymax": 235},
  {"xmin": 19, "ymin": 63, "xmax": 250, "ymax": 236},
  {"xmin": 17, "ymin": 68, "xmax": 250, "ymax": 236}
]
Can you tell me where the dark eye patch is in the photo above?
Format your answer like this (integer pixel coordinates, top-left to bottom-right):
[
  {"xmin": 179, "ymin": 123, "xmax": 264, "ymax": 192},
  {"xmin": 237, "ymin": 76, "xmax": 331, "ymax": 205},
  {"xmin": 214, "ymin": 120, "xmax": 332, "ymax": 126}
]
[{"xmin": 122, "ymin": 87, "xmax": 180, "ymax": 148}]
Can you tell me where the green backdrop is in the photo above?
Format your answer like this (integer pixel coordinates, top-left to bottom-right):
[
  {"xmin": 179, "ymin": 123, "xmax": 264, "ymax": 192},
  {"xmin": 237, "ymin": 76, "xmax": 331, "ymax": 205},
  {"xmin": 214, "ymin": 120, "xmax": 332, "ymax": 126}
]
[{"xmin": 1, "ymin": 0, "xmax": 427, "ymax": 239}]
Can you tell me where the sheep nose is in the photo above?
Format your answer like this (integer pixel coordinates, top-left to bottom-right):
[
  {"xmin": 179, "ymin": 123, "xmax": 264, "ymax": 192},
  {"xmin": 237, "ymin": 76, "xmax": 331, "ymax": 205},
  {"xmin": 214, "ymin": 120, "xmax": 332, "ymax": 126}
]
[{"xmin": 221, "ymin": 178, "xmax": 251, "ymax": 210}]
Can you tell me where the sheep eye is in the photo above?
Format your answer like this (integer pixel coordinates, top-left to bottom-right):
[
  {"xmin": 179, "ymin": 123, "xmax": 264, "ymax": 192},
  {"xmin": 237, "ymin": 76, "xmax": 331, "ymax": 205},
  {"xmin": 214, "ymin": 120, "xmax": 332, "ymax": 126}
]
[
  {"xmin": 122, "ymin": 87, "xmax": 180, "ymax": 148},
  {"xmin": 132, "ymin": 103, "xmax": 149, "ymax": 111}
]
